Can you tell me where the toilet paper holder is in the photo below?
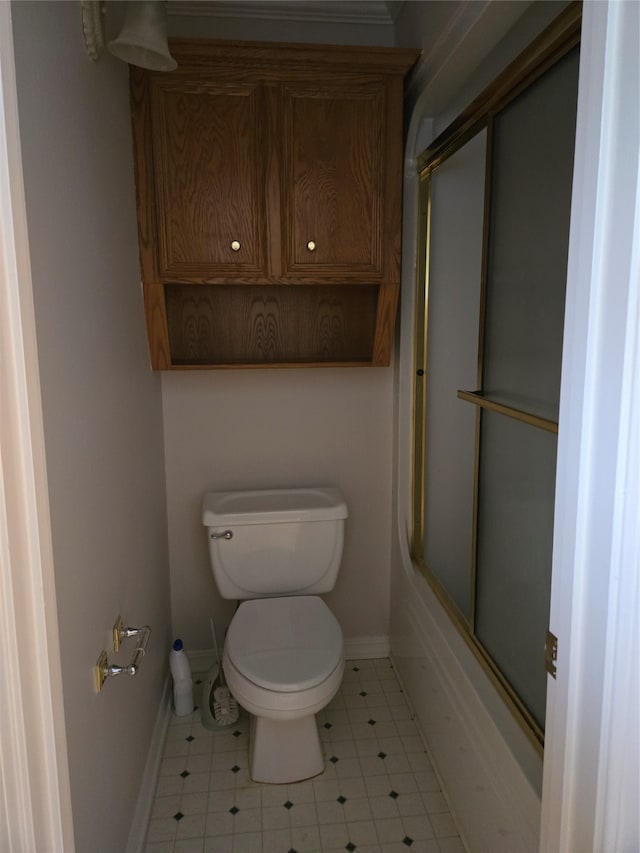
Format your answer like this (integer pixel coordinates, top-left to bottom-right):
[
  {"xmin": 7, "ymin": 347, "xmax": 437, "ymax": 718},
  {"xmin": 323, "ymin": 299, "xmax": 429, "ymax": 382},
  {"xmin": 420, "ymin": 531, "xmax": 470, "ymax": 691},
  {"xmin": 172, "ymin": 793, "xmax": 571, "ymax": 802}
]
[{"xmin": 94, "ymin": 619, "xmax": 151, "ymax": 692}]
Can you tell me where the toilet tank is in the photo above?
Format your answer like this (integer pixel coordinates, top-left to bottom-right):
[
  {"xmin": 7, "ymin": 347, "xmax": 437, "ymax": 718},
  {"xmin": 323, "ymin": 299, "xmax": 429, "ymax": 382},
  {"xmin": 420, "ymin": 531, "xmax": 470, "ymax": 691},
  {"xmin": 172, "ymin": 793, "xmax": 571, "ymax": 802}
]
[{"xmin": 202, "ymin": 487, "xmax": 348, "ymax": 600}]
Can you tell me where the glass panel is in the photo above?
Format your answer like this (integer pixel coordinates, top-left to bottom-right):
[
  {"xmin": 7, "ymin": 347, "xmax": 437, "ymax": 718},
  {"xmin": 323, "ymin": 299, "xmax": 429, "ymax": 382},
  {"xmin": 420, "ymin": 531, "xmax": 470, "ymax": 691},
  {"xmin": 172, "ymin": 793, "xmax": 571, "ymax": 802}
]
[
  {"xmin": 414, "ymin": 13, "xmax": 579, "ymax": 739},
  {"xmin": 482, "ymin": 47, "xmax": 579, "ymax": 420},
  {"xmin": 422, "ymin": 130, "xmax": 486, "ymax": 620},
  {"xmin": 474, "ymin": 410, "xmax": 557, "ymax": 730}
]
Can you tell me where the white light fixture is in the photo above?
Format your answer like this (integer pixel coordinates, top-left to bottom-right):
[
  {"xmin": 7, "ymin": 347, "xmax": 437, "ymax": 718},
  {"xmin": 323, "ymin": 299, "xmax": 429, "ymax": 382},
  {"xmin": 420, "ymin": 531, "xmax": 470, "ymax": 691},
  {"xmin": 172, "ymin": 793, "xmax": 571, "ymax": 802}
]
[{"xmin": 81, "ymin": 0, "xmax": 177, "ymax": 72}]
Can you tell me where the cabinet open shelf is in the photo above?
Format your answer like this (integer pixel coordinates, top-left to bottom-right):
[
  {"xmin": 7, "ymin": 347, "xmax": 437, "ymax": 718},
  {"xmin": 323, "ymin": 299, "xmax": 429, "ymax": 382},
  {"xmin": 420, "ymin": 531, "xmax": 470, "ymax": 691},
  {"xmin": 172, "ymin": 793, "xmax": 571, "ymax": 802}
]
[{"xmin": 164, "ymin": 283, "xmax": 379, "ymax": 367}]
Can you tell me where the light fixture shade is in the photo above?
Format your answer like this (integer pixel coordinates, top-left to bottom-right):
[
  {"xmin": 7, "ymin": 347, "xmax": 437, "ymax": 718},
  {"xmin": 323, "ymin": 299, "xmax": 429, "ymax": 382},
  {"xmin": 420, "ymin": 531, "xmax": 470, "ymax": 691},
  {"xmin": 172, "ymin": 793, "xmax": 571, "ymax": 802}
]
[{"xmin": 108, "ymin": 1, "xmax": 177, "ymax": 72}]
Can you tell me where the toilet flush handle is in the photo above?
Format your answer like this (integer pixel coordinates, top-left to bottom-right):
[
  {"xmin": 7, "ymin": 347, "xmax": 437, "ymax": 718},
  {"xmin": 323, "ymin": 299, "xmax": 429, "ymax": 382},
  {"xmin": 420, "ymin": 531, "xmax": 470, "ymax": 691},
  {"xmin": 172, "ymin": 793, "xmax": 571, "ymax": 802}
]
[{"xmin": 210, "ymin": 530, "xmax": 233, "ymax": 540}]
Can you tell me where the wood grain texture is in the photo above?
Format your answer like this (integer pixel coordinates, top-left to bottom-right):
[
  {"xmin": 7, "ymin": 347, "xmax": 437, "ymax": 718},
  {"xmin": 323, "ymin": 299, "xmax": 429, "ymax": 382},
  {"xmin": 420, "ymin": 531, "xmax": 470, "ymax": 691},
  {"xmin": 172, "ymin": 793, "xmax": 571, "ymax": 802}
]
[
  {"xmin": 130, "ymin": 69, "xmax": 160, "ymax": 283},
  {"xmin": 152, "ymin": 80, "xmax": 267, "ymax": 279},
  {"xmin": 129, "ymin": 41, "xmax": 420, "ymax": 369},
  {"xmin": 164, "ymin": 284, "xmax": 377, "ymax": 365},
  {"xmin": 280, "ymin": 83, "xmax": 383, "ymax": 278},
  {"xmin": 166, "ymin": 39, "xmax": 420, "ymax": 77},
  {"xmin": 382, "ymin": 77, "xmax": 404, "ymax": 286},
  {"xmin": 143, "ymin": 283, "xmax": 171, "ymax": 369},
  {"xmin": 372, "ymin": 283, "xmax": 400, "ymax": 366}
]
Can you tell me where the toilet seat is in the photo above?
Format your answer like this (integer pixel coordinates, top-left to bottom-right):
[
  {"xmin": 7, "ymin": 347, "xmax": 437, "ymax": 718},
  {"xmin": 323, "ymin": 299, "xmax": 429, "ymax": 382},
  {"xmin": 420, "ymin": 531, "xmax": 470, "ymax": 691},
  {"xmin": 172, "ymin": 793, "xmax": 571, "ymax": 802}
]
[{"xmin": 226, "ymin": 596, "xmax": 343, "ymax": 693}]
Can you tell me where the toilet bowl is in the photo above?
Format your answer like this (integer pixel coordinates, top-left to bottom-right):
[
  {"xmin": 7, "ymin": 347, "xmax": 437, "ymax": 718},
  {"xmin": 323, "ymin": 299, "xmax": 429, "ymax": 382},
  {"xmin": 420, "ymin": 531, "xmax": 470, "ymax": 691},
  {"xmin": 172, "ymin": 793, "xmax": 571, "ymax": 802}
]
[
  {"xmin": 223, "ymin": 596, "xmax": 344, "ymax": 782},
  {"xmin": 202, "ymin": 487, "xmax": 348, "ymax": 784}
]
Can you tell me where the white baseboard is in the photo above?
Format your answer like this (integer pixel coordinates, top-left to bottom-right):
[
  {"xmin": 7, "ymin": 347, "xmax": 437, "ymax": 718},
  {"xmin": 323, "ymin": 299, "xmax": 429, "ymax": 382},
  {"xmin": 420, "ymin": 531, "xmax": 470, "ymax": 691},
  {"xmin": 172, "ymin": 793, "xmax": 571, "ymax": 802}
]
[
  {"xmin": 125, "ymin": 676, "xmax": 172, "ymax": 853},
  {"xmin": 343, "ymin": 635, "xmax": 390, "ymax": 659}
]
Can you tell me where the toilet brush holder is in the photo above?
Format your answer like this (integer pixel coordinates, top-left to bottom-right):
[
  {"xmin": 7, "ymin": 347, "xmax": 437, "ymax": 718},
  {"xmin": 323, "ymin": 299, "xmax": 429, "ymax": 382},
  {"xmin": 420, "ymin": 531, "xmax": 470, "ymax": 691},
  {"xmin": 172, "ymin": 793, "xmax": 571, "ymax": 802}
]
[
  {"xmin": 201, "ymin": 617, "xmax": 239, "ymax": 729},
  {"xmin": 200, "ymin": 662, "xmax": 220, "ymax": 730}
]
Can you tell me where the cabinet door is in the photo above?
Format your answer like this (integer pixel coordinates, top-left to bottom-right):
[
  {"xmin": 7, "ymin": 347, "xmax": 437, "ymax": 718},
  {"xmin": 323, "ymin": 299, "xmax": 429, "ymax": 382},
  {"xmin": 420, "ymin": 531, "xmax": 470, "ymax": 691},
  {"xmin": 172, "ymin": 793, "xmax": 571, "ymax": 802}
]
[
  {"xmin": 279, "ymin": 82, "xmax": 385, "ymax": 280},
  {"xmin": 150, "ymin": 79, "xmax": 267, "ymax": 281}
]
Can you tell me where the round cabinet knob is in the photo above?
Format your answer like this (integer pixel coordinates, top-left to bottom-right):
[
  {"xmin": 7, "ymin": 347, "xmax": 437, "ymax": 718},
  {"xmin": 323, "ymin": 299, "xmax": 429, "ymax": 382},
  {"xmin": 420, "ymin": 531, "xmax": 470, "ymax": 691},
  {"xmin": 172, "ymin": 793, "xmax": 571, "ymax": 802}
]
[
  {"xmin": 307, "ymin": 240, "xmax": 316, "ymax": 252},
  {"xmin": 230, "ymin": 240, "xmax": 241, "ymax": 252}
]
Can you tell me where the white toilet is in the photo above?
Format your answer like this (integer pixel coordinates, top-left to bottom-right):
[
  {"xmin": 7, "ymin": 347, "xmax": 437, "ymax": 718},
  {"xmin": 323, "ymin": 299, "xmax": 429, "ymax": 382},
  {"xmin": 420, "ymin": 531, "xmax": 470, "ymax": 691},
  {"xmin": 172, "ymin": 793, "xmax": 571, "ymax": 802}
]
[{"xmin": 202, "ymin": 486, "xmax": 348, "ymax": 784}]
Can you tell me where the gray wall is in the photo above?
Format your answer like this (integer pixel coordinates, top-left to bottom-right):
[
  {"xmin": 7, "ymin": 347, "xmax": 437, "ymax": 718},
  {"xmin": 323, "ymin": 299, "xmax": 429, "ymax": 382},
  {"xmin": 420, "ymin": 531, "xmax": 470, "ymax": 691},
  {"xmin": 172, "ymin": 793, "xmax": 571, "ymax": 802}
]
[
  {"xmin": 162, "ymin": 9, "xmax": 396, "ymax": 653},
  {"xmin": 12, "ymin": 2, "xmax": 171, "ymax": 851},
  {"xmin": 163, "ymin": 368, "xmax": 394, "ymax": 650}
]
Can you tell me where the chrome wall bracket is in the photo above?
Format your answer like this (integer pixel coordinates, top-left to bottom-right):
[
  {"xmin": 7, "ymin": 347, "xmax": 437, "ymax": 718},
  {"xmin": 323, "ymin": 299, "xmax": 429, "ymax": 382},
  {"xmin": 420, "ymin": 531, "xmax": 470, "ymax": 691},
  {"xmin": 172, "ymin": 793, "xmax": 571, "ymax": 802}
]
[
  {"xmin": 94, "ymin": 622, "xmax": 151, "ymax": 692},
  {"xmin": 112, "ymin": 614, "xmax": 147, "ymax": 652}
]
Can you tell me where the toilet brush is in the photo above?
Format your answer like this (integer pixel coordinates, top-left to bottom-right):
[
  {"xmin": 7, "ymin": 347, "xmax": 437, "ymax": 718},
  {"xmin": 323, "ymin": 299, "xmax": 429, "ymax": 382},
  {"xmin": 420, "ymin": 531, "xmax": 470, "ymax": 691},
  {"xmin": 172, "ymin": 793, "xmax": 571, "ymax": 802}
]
[
  {"xmin": 210, "ymin": 617, "xmax": 239, "ymax": 726},
  {"xmin": 199, "ymin": 660, "xmax": 219, "ymax": 730}
]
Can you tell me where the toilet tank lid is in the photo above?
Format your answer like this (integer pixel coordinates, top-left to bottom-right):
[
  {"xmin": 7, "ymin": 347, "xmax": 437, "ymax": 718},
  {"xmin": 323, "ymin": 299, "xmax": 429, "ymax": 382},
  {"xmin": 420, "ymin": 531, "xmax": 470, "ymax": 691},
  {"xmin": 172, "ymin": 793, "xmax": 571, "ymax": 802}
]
[{"xmin": 202, "ymin": 487, "xmax": 348, "ymax": 526}]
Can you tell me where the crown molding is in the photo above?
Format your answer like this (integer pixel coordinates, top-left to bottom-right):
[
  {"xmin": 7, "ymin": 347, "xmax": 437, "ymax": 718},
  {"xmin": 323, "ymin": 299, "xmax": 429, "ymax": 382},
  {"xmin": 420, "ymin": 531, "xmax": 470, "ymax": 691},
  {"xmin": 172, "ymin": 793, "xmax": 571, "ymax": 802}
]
[
  {"xmin": 404, "ymin": 0, "xmax": 491, "ymax": 103},
  {"xmin": 167, "ymin": 1, "xmax": 396, "ymax": 26},
  {"xmin": 384, "ymin": 1, "xmax": 407, "ymax": 24}
]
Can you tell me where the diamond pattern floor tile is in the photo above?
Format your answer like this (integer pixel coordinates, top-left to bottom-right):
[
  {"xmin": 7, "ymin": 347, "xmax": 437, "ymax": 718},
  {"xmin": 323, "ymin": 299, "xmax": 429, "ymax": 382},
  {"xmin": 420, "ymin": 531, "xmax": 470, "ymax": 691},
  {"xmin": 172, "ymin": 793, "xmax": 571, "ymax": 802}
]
[{"xmin": 144, "ymin": 659, "xmax": 465, "ymax": 853}]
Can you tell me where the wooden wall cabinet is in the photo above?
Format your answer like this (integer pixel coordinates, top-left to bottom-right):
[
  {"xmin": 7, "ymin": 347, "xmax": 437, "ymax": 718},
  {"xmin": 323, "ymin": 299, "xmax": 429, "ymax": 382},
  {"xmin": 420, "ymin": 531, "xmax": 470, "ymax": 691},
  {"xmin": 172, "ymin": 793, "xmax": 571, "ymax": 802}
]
[{"xmin": 130, "ymin": 40, "xmax": 419, "ymax": 369}]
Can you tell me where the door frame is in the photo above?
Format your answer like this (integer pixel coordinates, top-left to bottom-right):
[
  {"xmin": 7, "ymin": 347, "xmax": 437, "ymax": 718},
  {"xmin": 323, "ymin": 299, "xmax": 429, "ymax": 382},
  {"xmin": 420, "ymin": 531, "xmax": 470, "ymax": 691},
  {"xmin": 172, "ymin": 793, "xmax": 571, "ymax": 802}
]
[
  {"xmin": 0, "ymin": 3, "xmax": 74, "ymax": 850},
  {"xmin": 541, "ymin": 1, "xmax": 640, "ymax": 849}
]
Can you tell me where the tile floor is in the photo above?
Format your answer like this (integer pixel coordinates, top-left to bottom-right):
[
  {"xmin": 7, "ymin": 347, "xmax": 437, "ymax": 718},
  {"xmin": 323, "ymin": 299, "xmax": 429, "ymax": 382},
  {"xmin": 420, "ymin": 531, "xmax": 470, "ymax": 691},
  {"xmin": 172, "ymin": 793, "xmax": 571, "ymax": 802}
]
[{"xmin": 144, "ymin": 659, "xmax": 466, "ymax": 853}]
